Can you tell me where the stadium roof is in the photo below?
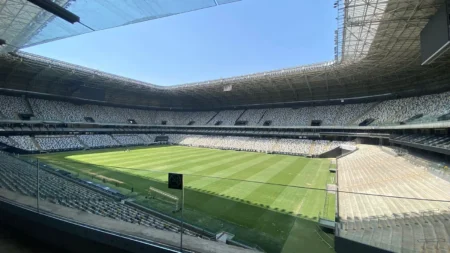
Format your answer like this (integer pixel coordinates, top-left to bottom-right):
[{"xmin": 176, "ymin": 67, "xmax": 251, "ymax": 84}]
[
  {"xmin": 0, "ymin": 0, "xmax": 238, "ymax": 52},
  {"xmin": 0, "ymin": 0, "xmax": 449, "ymax": 109}
]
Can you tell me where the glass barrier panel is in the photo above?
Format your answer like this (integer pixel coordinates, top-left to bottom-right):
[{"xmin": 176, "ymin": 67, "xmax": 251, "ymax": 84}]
[
  {"xmin": 27, "ymin": 150, "xmax": 184, "ymax": 252},
  {"xmin": 9, "ymin": 143, "xmax": 450, "ymax": 253},
  {"xmin": 181, "ymin": 154, "xmax": 336, "ymax": 253}
]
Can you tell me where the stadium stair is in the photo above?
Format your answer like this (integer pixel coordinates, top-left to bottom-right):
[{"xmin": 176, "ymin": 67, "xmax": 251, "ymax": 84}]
[
  {"xmin": 110, "ymin": 135, "xmax": 123, "ymax": 145},
  {"xmin": 75, "ymin": 136, "xmax": 89, "ymax": 149},
  {"xmin": 349, "ymin": 101, "xmax": 382, "ymax": 125},
  {"xmin": 6, "ymin": 136, "xmax": 21, "ymax": 149},
  {"xmin": 331, "ymin": 105, "xmax": 344, "ymax": 125},
  {"xmin": 205, "ymin": 111, "xmax": 220, "ymax": 124},
  {"xmin": 309, "ymin": 142, "xmax": 315, "ymax": 155},
  {"xmin": 257, "ymin": 109, "xmax": 268, "ymax": 124},
  {"xmin": 325, "ymin": 141, "xmax": 332, "ymax": 152},
  {"xmin": 136, "ymin": 134, "xmax": 147, "ymax": 144},
  {"xmin": 30, "ymin": 136, "xmax": 43, "ymax": 152},
  {"xmin": 271, "ymin": 140, "xmax": 280, "ymax": 153},
  {"xmin": 24, "ymin": 96, "xmax": 34, "ymax": 115},
  {"xmin": 235, "ymin": 109, "xmax": 247, "ymax": 122},
  {"xmin": 307, "ymin": 109, "xmax": 313, "ymax": 126}
]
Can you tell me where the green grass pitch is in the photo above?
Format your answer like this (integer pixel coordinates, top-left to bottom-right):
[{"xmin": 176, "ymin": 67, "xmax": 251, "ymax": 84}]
[{"xmin": 33, "ymin": 145, "xmax": 335, "ymax": 253}]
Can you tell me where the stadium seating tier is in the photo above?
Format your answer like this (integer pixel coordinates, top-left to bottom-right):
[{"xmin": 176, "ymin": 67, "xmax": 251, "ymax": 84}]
[{"xmin": 1, "ymin": 92, "xmax": 450, "ymax": 126}]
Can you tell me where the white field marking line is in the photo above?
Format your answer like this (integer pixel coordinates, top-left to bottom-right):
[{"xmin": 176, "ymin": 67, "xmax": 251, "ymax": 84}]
[
  {"xmin": 295, "ymin": 160, "xmax": 328, "ymax": 216},
  {"xmin": 293, "ymin": 161, "xmax": 322, "ymax": 215},
  {"xmin": 270, "ymin": 160, "xmax": 324, "ymax": 211},
  {"xmin": 253, "ymin": 160, "xmax": 322, "ymax": 236}
]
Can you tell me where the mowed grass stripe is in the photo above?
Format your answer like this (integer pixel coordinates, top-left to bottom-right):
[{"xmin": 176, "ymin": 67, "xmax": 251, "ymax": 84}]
[
  {"xmin": 198, "ymin": 156, "xmax": 299, "ymax": 219},
  {"xmin": 195, "ymin": 154, "xmax": 281, "ymax": 179},
  {"xmin": 67, "ymin": 146, "xmax": 192, "ymax": 161},
  {"xmin": 290, "ymin": 160, "xmax": 328, "ymax": 218},
  {"xmin": 102, "ymin": 149, "xmax": 226, "ymax": 170},
  {"xmin": 143, "ymin": 150, "xmax": 250, "ymax": 179},
  {"xmin": 218, "ymin": 157, "xmax": 305, "ymax": 216},
  {"xmin": 142, "ymin": 150, "xmax": 252, "ymax": 174},
  {"xmin": 197, "ymin": 155, "xmax": 297, "ymax": 195},
  {"xmin": 297, "ymin": 160, "xmax": 329, "ymax": 218},
  {"xmin": 240, "ymin": 159, "xmax": 315, "ymax": 208},
  {"xmin": 155, "ymin": 152, "xmax": 260, "ymax": 182},
  {"xmin": 187, "ymin": 155, "xmax": 285, "ymax": 196},
  {"xmin": 270, "ymin": 160, "xmax": 329, "ymax": 215},
  {"xmin": 92, "ymin": 150, "xmax": 257, "ymax": 183},
  {"xmin": 184, "ymin": 153, "xmax": 273, "ymax": 181},
  {"xmin": 217, "ymin": 156, "xmax": 299, "ymax": 198},
  {"xmin": 183, "ymin": 153, "xmax": 277, "ymax": 188},
  {"xmin": 229, "ymin": 158, "xmax": 326, "ymax": 238},
  {"xmin": 89, "ymin": 148, "xmax": 225, "ymax": 170},
  {"xmin": 67, "ymin": 147, "xmax": 209, "ymax": 166},
  {"xmin": 91, "ymin": 150, "xmax": 239, "ymax": 180}
]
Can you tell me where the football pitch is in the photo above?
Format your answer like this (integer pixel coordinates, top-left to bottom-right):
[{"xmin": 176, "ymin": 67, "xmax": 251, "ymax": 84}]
[{"xmin": 33, "ymin": 145, "xmax": 335, "ymax": 253}]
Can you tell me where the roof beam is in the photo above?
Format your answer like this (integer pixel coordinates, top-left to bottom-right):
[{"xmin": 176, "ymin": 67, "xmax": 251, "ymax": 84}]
[
  {"xmin": 4, "ymin": 58, "xmax": 22, "ymax": 84},
  {"xmin": 304, "ymin": 75, "xmax": 313, "ymax": 97},
  {"xmin": 28, "ymin": 65, "xmax": 52, "ymax": 88},
  {"xmin": 284, "ymin": 75, "xmax": 299, "ymax": 100},
  {"xmin": 51, "ymin": 70, "xmax": 75, "ymax": 86},
  {"xmin": 265, "ymin": 77, "xmax": 284, "ymax": 101},
  {"xmin": 83, "ymin": 73, "xmax": 98, "ymax": 87}
]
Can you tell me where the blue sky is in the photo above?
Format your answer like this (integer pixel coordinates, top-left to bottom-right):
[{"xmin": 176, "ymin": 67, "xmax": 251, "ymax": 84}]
[{"xmin": 23, "ymin": 0, "xmax": 336, "ymax": 86}]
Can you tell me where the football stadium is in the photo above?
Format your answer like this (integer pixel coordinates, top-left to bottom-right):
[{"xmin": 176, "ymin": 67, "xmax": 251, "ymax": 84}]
[{"xmin": 1, "ymin": 0, "xmax": 450, "ymax": 253}]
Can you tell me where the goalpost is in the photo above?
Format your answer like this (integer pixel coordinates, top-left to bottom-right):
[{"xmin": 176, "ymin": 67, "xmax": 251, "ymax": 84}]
[{"xmin": 148, "ymin": 186, "xmax": 180, "ymax": 212}]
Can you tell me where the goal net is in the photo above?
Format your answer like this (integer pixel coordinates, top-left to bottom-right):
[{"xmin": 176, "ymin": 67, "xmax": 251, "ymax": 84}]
[{"xmin": 147, "ymin": 186, "xmax": 180, "ymax": 212}]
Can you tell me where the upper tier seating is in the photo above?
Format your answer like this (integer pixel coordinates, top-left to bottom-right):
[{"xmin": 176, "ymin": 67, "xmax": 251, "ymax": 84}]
[
  {"xmin": 1, "ymin": 92, "xmax": 450, "ymax": 126},
  {"xmin": 0, "ymin": 95, "xmax": 30, "ymax": 119},
  {"xmin": 364, "ymin": 91, "xmax": 450, "ymax": 125},
  {"xmin": 237, "ymin": 109, "xmax": 267, "ymax": 125},
  {"xmin": 207, "ymin": 110, "xmax": 244, "ymax": 125}
]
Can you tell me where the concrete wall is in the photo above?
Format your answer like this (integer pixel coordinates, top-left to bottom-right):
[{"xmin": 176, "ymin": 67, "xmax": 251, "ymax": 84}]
[
  {"xmin": 319, "ymin": 147, "xmax": 343, "ymax": 158},
  {"xmin": 335, "ymin": 235, "xmax": 392, "ymax": 253}
]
